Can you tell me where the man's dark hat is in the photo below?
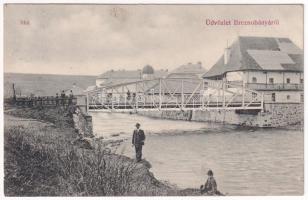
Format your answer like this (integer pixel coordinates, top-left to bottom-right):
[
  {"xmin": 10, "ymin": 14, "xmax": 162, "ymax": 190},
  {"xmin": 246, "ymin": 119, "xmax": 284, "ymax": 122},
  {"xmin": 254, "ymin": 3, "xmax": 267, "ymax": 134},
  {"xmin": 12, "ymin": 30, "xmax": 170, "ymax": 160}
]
[
  {"xmin": 207, "ymin": 169, "xmax": 213, "ymax": 176},
  {"xmin": 136, "ymin": 123, "xmax": 140, "ymax": 126}
]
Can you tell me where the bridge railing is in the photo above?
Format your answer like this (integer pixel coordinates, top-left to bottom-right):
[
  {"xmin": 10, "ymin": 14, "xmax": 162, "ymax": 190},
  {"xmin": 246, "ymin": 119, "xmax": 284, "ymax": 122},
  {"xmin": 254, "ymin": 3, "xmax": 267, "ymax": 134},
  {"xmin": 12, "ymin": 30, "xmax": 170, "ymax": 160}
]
[{"xmin": 14, "ymin": 96, "xmax": 77, "ymax": 108}]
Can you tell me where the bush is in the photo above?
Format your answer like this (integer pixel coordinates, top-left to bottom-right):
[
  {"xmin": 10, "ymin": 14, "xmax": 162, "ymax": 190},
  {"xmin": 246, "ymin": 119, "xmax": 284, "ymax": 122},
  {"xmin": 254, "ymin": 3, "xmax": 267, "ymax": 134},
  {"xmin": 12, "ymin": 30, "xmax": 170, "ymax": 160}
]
[{"xmin": 4, "ymin": 125, "xmax": 173, "ymax": 196}]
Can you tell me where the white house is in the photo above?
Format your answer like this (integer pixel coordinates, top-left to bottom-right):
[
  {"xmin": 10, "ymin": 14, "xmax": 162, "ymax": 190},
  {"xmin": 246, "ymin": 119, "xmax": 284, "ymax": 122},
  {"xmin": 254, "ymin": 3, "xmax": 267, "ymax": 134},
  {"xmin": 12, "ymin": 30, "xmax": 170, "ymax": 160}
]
[{"xmin": 203, "ymin": 36, "xmax": 303, "ymax": 103}]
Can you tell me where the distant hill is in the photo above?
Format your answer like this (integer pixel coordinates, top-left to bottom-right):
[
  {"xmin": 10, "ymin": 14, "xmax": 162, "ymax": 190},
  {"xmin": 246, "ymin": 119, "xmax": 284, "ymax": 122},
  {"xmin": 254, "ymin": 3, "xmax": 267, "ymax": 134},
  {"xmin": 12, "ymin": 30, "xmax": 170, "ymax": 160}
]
[{"xmin": 4, "ymin": 73, "xmax": 96, "ymax": 98}]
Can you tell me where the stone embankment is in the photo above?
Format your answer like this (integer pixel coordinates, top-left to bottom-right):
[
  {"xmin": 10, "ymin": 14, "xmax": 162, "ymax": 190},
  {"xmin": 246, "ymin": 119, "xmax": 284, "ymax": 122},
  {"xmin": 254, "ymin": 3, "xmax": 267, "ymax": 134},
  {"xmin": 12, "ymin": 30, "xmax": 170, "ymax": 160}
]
[{"xmin": 139, "ymin": 103, "xmax": 303, "ymax": 127}]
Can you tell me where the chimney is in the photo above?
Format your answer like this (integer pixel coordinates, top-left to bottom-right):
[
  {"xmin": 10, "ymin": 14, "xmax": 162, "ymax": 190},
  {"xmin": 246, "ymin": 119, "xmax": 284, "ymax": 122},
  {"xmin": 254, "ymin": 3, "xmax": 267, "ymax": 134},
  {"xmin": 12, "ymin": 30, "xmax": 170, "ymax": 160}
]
[{"xmin": 224, "ymin": 47, "xmax": 231, "ymax": 65}]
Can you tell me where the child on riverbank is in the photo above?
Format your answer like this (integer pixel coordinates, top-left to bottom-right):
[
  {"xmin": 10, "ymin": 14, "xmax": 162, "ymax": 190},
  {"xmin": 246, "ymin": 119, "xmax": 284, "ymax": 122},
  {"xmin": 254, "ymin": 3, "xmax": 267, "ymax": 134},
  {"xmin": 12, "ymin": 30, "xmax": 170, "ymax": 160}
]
[{"xmin": 200, "ymin": 169, "xmax": 222, "ymax": 195}]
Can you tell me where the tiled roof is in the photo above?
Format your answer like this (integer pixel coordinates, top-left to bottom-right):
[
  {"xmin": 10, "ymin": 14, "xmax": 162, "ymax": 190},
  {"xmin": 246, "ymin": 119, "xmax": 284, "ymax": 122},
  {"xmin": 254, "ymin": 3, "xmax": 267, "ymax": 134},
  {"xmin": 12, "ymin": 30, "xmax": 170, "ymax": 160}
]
[
  {"xmin": 169, "ymin": 62, "xmax": 206, "ymax": 77},
  {"xmin": 100, "ymin": 78, "xmax": 142, "ymax": 87},
  {"xmin": 64, "ymin": 85, "xmax": 85, "ymax": 96},
  {"xmin": 167, "ymin": 73, "xmax": 200, "ymax": 79},
  {"xmin": 146, "ymin": 79, "xmax": 202, "ymax": 94},
  {"xmin": 247, "ymin": 50, "xmax": 295, "ymax": 70},
  {"xmin": 203, "ymin": 36, "xmax": 303, "ymax": 78},
  {"xmin": 98, "ymin": 70, "xmax": 142, "ymax": 79},
  {"xmin": 97, "ymin": 69, "xmax": 168, "ymax": 80}
]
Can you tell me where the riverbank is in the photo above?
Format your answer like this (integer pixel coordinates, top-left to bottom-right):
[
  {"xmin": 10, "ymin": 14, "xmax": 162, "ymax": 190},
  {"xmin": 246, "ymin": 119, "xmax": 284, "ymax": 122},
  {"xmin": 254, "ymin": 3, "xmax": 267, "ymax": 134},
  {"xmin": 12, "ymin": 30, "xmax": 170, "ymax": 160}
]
[{"xmin": 4, "ymin": 107, "xmax": 206, "ymax": 196}]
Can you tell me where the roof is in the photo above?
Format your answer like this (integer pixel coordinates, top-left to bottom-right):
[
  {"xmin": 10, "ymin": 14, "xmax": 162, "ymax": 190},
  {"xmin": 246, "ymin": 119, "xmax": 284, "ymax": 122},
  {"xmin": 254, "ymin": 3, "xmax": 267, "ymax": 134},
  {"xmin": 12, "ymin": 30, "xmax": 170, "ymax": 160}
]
[
  {"xmin": 167, "ymin": 73, "xmax": 200, "ymax": 79},
  {"xmin": 64, "ymin": 85, "xmax": 85, "ymax": 96},
  {"xmin": 203, "ymin": 36, "xmax": 303, "ymax": 78},
  {"xmin": 97, "ymin": 70, "xmax": 142, "ymax": 79},
  {"xmin": 154, "ymin": 69, "xmax": 168, "ymax": 78},
  {"xmin": 142, "ymin": 65, "xmax": 154, "ymax": 74},
  {"xmin": 169, "ymin": 62, "xmax": 207, "ymax": 78},
  {"xmin": 145, "ymin": 79, "xmax": 202, "ymax": 94},
  {"xmin": 97, "ymin": 69, "xmax": 168, "ymax": 80},
  {"xmin": 100, "ymin": 78, "xmax": 142, "ymax": 87},
  {"xmin": 85, "ymin": 85, "xmax": 98, "ymax": 92},
  {"xmin": 97, "ymin": 68, "xmax": 168, "ymax": 87}
]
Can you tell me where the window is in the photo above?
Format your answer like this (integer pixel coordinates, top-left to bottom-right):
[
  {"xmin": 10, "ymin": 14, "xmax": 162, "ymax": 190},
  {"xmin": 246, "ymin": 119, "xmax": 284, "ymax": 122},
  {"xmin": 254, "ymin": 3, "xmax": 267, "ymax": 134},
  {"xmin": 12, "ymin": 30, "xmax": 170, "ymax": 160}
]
[
  {"xmin": 300, "ymin": 79, "xmax": 304, "ymax": 84},
  {"xmin": 287, "ymin": 95, "xmax": 290, "ymax": 100},
  {"xmin": 252, "ymin": 77, "xmax": 257, "ymax": 83},
  {"xmin": 286, "ymin": 78, "xmax": 291, "ymax": 84},
  {"xmin": 301, "ymin": 94, "xmax": 304, "ymax": 103},
  {"xmin": 271, "ymin": 93, "xmax": 276, "ymax": 102},
  {"xmin": 252, "ymin": 92, "xmax": 257, "ymax": 99},
  {"xmin": 269, "ymin": 78, "xmax": 274, "ymax": 84}
]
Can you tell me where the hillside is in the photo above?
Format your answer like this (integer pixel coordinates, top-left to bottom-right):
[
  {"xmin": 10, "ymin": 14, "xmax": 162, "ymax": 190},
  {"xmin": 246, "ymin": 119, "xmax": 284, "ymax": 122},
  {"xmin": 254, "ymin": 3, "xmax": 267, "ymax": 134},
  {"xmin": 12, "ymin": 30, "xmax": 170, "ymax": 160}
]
[{"xmin": 4, "ymin": 73, "xmax": 96, "ymax": 98}]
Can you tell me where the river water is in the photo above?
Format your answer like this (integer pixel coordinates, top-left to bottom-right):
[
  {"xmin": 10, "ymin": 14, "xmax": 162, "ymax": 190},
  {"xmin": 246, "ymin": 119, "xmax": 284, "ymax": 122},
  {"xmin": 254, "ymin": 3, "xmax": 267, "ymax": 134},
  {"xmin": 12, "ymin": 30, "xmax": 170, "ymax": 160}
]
[{"xmin": 90, "ymin": 112, "xmax": 304, "ymax": 195}]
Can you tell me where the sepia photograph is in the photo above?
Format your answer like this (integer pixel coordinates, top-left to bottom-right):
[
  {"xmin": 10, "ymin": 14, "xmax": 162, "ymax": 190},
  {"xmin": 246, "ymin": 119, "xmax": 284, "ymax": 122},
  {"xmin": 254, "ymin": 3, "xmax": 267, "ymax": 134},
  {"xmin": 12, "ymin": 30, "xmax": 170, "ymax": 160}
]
[{"xmin": 2, "ymin": 2, "xmax": 305, "ymax": 197}]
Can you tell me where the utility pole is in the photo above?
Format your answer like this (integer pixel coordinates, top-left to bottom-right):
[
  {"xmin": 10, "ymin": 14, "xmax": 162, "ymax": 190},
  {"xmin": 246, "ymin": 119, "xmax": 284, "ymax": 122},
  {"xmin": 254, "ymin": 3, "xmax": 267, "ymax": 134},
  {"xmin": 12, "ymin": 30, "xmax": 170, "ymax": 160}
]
[{"xmin": 159, "ymin": 79, "xmax": 162, "ymax": 110}]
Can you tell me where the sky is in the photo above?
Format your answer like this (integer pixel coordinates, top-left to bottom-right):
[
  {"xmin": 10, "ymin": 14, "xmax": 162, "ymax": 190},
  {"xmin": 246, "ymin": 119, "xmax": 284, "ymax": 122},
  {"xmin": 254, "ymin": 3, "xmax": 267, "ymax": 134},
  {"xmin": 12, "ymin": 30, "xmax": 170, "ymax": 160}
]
[{"xmin": 4, "ymin": 4, "xmax": 303, "ymax": 76}]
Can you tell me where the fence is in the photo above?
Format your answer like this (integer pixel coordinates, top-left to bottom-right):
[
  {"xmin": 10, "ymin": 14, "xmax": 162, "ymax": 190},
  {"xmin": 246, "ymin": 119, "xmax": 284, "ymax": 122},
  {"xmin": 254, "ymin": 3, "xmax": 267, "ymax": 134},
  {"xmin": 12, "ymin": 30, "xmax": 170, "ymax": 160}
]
[{"xmin": 14, "ymin": 96, "xmax": 78, "ymax": 108}]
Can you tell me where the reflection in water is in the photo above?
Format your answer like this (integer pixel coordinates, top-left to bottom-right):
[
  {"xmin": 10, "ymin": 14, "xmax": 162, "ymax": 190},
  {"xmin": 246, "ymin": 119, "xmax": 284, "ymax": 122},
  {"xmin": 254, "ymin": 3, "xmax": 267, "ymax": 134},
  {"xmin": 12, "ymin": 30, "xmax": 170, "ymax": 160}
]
[{"xmin": 90, "ymin": 112, "xmax": 304, "ymax": 195}]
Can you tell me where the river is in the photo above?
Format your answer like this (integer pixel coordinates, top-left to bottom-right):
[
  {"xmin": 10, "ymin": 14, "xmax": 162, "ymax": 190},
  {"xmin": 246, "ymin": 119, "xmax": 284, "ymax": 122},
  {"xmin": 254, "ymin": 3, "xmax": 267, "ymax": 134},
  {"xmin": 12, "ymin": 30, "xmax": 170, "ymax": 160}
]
[{"xmin": 90, "ymin": 112, "xmax": 304, "ymax": 195}]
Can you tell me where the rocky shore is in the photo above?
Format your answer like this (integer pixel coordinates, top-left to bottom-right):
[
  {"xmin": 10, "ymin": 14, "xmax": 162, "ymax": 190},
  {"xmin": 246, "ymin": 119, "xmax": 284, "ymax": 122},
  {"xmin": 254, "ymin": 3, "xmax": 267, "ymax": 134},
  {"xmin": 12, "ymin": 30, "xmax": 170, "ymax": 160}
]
[{"xmin": 4, "ymin": 106, "xmax": 208, "ymax": 196}]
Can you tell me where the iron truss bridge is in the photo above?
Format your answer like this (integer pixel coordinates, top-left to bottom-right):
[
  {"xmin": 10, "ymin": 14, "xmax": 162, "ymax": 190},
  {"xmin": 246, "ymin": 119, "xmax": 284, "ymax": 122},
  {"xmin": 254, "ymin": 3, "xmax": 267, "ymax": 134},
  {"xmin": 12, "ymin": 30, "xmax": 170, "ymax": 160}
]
[{"xmin": 86, "ymin": 78, "xmax": 264, "ymax": 112}]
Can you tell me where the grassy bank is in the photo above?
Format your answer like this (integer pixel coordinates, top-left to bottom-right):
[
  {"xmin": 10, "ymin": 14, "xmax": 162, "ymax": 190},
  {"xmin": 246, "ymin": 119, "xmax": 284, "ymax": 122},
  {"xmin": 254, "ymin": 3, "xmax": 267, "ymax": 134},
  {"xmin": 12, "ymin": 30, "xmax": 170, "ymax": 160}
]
[{"xmin": 4, "ymin": 107, "xmax": 202, "ymax": 196}]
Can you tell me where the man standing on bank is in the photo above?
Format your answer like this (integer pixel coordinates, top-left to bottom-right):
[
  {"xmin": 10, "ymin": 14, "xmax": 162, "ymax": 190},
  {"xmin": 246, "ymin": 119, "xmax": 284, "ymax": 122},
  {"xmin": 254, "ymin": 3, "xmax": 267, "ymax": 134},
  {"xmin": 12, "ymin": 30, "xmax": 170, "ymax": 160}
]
[{"xmin": 132, "ymin": 123, "xmax": 145, "ymax": 162}]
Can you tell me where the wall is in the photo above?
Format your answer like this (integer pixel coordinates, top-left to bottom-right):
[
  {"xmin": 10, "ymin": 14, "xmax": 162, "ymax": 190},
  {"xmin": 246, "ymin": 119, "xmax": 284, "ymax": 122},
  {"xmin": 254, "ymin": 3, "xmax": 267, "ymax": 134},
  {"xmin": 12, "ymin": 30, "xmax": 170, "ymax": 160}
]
[
  {"xmin": 139, "ymin": 103, "xmax": 303, "ymax": 128},
  {"xmin": 226, "ymin": 71, "xmax": 244, "ymax": 82},
  {"xmin": 263, "ymin": 91, "xmax": 303, "ymax": 103},
  {"xmin": 192, "ymin": 103, "xmax": 303, "ymax": 127},
  {"xmin": 266, "ymin": 71, "xmax": 284, "ymax": 84},
  {"xmin": 96, "ymin": 78, "xmax": 106, "ymax": 87},
  {"xmin": 74, "ymin": 95, "xmax": 94, "ymax": 137},
  {"xmin": 284, "ymin": 72, "xmax": 302, "ymax": 84},
  {"xmin": 226, "ymin": 71, "xmax": 303, "ymax": 85},
  {"xmin": 138, "ymin": 110, "xmax": 192, "ymax": 121},
  {"xmin": 73, "ymin": 107, "xmax": 94, "ymax": 137},
  {"xmin": 245, "ymin": 71, "xmax": 267, "ymax": 84},
  {"xmin": 260, "ymin": 103, "xmax": 304, "ymax": 127}
]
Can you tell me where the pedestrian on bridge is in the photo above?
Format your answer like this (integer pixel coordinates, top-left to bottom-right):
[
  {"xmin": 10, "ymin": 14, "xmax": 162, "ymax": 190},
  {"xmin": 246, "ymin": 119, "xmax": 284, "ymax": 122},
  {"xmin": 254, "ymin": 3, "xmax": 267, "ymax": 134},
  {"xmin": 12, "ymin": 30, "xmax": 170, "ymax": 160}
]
[
  {"xmin": 55, "ymin": 93, "xmax": 59, "ymax": 107},
  {"xmin": 69, "ymin": 90, "xmax": 74, "ymax": 105},
  {"xmin": 61, "ymin": 90, "xmax": 66, "ymax": 108},
  {"xmin": 132, "ymin": 123, "xmax": 145, "ymax": 162}
]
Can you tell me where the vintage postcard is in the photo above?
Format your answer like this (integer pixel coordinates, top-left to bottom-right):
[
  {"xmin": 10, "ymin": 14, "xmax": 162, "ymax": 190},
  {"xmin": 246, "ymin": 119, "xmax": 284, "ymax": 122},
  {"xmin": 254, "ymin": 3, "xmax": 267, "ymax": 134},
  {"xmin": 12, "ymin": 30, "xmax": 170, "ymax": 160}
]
[{"xmin": 2, "ymin": 2, "xmax": 305, "ymax": 198}]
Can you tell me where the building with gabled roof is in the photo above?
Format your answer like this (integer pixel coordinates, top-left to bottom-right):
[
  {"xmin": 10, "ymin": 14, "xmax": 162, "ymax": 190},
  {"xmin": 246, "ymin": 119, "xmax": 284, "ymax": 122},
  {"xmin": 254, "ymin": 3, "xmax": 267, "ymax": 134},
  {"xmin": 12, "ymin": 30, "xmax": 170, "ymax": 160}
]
[
  {"xmin": 203, "ymin": 36, "xmax": 303, "ymax": 79},
  {"xmin": 141, "ymin": 62, "xmax": 206, "ymax": 95},
  {"xmin": 168, "ymin": 62, "xmax": 207, "ymax": 79},
  {"xmin": 203, "ymin": 36, "xmax": 303, "ymax": 103},
  {"xmin": 96, "ymin": 66, "xmax": 168, "ymax": 87}
]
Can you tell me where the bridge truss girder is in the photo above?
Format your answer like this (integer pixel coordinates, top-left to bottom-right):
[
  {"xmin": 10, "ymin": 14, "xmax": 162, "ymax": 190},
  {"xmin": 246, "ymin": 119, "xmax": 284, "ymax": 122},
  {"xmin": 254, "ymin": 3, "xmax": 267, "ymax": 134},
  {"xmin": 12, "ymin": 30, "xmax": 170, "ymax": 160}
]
[{"xmin": 86, "ymin": 78, "xmax": 264, "ymax": 112}]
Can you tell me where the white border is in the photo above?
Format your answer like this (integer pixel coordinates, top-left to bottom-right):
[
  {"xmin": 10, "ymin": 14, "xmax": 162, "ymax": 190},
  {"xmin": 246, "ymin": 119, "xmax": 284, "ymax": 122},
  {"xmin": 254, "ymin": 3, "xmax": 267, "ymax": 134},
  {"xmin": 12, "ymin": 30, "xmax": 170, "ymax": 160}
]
[{"xmin": 0, "ymin": 1, "xmax": 306, "ymax": 200}]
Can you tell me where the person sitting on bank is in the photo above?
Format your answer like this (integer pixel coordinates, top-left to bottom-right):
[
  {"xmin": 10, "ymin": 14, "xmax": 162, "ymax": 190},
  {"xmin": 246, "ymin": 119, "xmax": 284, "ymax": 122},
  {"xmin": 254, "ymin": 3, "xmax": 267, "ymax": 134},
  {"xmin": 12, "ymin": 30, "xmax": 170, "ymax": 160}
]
[
  {"xmin": 200, "ymin": 169, "xmax": 222, "ymax": 195},
  {"xmin": 132, "ymin": 123, "xmax": 145, "ymax": 162}
]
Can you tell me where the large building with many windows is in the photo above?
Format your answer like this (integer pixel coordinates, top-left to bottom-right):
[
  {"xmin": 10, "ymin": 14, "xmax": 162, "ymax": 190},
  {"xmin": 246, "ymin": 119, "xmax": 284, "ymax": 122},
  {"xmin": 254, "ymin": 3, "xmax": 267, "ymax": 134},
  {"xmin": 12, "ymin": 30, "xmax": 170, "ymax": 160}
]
[{"xmin": 203, "ymin": 36, "xmax": 303, "ymax": 103}]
